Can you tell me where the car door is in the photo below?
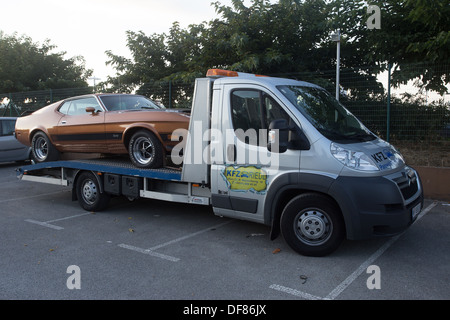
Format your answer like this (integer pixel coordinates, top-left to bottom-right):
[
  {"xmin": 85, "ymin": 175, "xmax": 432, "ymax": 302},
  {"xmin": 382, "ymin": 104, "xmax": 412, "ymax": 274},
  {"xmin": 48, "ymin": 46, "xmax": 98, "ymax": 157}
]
[
  {"xmin": 54, "ymin": 96, "xmax": 107, "ymax": 153},
  {"xmin": 211, "ymin": 84, "xmax": 301, "ymax": 224},
  {"xmin": 0, "ymin": 118, "xmax": 30, "ymax": 162}
]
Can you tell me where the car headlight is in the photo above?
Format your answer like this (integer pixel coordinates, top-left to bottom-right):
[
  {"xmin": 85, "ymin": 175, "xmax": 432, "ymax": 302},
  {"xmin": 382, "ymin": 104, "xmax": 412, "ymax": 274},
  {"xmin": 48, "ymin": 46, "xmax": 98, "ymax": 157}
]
[{"xmin": 330, "ymin": 143, "xmax": 379, "ymax": 171}]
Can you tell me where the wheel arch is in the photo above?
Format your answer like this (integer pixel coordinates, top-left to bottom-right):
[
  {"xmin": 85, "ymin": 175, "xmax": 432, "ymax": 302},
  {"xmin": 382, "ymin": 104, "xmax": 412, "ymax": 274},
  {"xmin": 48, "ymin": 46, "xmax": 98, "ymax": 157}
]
[
  {"xmin": 29, "ymin": 127, "xmax": 52, "ymax": 144},
  {"xmin": 265, "ymin": 172, "xmax": 347, "ymax": 241},
  {"xmin": 122, "ymin": 124, "xmax": 164, "ymax": 151},
  {"xmin": 71, "ymin": 169, "xmax": 105, "ymax": 201}
]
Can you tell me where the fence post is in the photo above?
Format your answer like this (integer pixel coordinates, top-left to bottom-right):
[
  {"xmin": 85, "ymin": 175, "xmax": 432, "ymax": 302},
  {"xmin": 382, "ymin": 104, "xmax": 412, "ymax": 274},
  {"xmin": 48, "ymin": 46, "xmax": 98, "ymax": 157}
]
[
  {"xmin": 168, "ymin": 80, "xmax": 172, "ymax": 109},
  {"xmin": 9, "ymin": 93, "xmax": 12, "ymax": 116},
  {"xmin": 386, "ymin": 63, "xmax": 392, "ymax": 142}
]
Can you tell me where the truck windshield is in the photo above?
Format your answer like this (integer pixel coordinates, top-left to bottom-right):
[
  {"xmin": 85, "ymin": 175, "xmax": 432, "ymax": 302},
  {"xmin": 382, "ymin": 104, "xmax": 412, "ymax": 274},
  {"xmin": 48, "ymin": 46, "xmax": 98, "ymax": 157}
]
[{"xmin": 277, "ymin": 85, "xmax": 376, "ymax": 143}]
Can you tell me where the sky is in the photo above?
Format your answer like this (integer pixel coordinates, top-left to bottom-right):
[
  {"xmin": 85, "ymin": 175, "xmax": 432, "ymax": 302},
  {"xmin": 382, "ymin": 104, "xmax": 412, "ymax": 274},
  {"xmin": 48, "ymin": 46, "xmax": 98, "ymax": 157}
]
[
  {"xmin": 1, "ymin": 0, "xmax": 448, "ymax": 102},
  {"xmin": 1, "ymin": 0, "xmax": 242, "ymax": 86}
]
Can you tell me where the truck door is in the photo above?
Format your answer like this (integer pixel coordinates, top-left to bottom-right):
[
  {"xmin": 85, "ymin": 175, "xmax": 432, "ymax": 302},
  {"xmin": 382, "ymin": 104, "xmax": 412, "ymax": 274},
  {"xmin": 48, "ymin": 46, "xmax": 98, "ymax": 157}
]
[{"xmin": 211, "ymin": 84, "xmax": 301, "ymax": 223}]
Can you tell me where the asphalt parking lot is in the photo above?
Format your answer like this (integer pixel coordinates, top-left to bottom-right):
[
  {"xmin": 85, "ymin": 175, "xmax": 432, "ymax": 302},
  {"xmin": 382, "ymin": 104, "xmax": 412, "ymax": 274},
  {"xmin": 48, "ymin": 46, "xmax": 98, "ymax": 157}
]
[{"xmin": 0, "ymin": 162, "xmax": 449, "ymax": 305}]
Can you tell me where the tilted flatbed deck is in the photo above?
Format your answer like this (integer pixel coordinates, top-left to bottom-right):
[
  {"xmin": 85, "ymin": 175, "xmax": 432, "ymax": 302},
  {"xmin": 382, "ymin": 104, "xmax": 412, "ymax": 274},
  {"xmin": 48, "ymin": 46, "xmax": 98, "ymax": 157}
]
[
  {"xmin": 17, "ymin": 158, "xmax": 210, "ymax": 207},
  {"xmin": 17, "ymin": 158, "xmax": 183, "ymax": 181}
]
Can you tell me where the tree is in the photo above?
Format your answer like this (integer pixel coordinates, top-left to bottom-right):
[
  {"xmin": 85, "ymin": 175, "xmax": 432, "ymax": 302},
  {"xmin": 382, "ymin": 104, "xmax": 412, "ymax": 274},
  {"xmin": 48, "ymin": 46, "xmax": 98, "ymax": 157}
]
[
  {"xmin": 103, "ymin": 0, "xmax": 449, "ymax": 101},
  {"xmin": 0, "ymin": 31, "xmax": 92, "ymax": 93},
  {"xmin": 329, "ymin": 0, "xmax": 450, "ymax": 94},
  {"xmin": 103, "ymin": 0, "xmax": 340, "ymax": 94}
]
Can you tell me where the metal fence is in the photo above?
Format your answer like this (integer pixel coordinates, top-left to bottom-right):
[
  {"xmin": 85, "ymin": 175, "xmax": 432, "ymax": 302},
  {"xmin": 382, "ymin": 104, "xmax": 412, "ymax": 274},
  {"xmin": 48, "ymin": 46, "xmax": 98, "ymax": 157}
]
[{"xmin": 1, "ymin": 63, "xmax": 449, "ymax": 167}]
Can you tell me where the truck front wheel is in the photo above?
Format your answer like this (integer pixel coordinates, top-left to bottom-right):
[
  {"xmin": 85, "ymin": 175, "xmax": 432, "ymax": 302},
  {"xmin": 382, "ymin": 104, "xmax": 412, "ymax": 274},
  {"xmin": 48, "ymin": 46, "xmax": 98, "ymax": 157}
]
[
  {"xmin": 76, "ymin": 172, "xmax": 110, "ymax": 212},
  {"xmin": 280, "ymin": 193, "xmax": 345, "ymax": 257}
]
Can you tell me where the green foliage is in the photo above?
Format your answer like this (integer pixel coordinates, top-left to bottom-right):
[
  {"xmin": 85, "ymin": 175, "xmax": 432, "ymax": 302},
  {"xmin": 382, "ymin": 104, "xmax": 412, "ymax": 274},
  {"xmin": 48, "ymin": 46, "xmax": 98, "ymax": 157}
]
[
  {"xmin": 0, "ymin": 31, "xmax": 92, "ymax": 94},
  {"xmin": 102, "ymin": 0, "xmax": 340, "ymax": 95},
  {"xmin": 102, "ymin": 0, "xmax": 449, "ymax": 101},
  {"xmin": 330, "ymin": 0, "xmax": 450, "ymax": 94}
]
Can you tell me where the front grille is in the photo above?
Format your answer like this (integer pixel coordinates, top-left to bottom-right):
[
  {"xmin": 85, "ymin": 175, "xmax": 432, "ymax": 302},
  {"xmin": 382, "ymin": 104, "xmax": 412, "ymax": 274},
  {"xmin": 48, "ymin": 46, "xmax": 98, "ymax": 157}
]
[{"xmin": 393, "ymin": 171, "xmax": 419, "ymax": 201}]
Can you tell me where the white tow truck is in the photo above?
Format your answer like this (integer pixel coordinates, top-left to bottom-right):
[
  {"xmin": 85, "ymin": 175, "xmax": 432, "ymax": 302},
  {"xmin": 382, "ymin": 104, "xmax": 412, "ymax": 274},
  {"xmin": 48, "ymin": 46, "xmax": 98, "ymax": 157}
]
[{"xmin": 17, "ymin": 69, "xmax": 424, "ymax": 256}]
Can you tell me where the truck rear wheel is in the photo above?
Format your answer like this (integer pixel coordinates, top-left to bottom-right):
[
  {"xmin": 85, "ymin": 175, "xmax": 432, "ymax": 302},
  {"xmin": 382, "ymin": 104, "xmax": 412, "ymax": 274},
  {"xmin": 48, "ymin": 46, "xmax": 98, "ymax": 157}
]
[
  {"xmin": 76, "ymin": 172, "xmax": 110, "ymax": 212},
  {"xmin": 280, "ymin": 193, "xmax": 345, "ymax": 257}
]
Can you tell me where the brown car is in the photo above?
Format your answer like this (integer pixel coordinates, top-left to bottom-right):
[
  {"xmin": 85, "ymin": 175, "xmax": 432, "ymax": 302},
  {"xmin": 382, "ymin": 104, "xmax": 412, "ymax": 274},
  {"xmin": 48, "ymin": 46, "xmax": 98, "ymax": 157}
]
[{"xmin": 15, "ymin": 94, "xmax": 190, "ymax": 169}]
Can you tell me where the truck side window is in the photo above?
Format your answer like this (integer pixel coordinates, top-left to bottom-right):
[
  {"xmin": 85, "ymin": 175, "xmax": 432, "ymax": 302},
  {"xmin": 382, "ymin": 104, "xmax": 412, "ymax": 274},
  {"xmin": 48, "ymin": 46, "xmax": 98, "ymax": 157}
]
[
  {"xmin": 231, "ymin": 89, "xmax": 290, "ymax": 146},
  {"xmin": 231, "ymin": 90, "xmax": 262, "ymax": 132},
  {"xmin": 263, "ymin": 93, "xmax": 290, "ymax": 129}
]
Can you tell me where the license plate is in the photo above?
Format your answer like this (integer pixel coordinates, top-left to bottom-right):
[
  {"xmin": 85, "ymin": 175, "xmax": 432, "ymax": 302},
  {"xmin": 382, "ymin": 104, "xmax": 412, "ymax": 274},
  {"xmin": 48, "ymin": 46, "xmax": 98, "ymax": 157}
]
[{"xmin": 412, "ymin": 203, "xmax": 422, "ymax": 220}]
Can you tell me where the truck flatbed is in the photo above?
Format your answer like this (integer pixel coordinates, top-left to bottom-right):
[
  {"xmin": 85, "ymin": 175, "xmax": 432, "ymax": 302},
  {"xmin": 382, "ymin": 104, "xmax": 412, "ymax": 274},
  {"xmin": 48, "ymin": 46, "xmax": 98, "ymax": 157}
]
[{"xmin": 17, "ymin": 158, "xmax": 182, "ymax": 181}]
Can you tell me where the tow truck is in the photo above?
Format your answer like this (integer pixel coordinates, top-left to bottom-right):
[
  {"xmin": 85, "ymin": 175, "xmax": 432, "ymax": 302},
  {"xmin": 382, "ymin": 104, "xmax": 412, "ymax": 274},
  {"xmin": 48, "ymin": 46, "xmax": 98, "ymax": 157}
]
[{"xmin": 16, "ymin": 69, "xmax": 424, "ymax": 256}]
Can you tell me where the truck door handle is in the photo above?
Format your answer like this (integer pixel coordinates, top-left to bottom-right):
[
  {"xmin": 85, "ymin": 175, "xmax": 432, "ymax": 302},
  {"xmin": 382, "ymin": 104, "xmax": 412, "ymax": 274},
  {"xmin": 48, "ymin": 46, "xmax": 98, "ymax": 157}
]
[
  {"xmin": 61, "ymin": 121, "xmax": 67, "ymax": 124},
  {"xmin": 227, "ymin": 144, "xmax": 236, "ymax": 162}
]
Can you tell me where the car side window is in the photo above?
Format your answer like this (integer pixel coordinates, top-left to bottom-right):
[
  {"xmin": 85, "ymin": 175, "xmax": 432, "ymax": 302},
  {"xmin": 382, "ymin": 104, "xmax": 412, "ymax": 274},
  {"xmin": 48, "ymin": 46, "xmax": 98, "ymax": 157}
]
[
  {"xmin": 231, "ymin": 89, "xmax": 290, "ymax": 145},
  {"xmin": 1, "ymin": 119, "xmax": 16, "ymax": 136},
  {"xmin": 59, "ymin": 97, "xmax": 102, "ymax": 116},
  {"xmin": 58, "ymin": 101, "xmax": 72, "ymax": 115}
]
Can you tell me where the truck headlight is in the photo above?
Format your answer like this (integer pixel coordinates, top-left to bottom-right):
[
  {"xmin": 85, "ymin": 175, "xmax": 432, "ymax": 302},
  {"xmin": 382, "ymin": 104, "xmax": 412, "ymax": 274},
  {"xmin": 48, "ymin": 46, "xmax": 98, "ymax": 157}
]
[{"xmin": 330, "ymin": 143, "xmax": 379, "ymax": 171}]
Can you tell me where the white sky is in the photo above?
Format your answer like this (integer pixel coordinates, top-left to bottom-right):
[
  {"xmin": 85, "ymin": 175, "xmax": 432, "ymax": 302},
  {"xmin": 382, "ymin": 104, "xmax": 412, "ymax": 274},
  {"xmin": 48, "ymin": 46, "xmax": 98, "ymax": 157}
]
[{"xmin": 1, "ymin": 0, "xmax": 242, "ymax": 85}]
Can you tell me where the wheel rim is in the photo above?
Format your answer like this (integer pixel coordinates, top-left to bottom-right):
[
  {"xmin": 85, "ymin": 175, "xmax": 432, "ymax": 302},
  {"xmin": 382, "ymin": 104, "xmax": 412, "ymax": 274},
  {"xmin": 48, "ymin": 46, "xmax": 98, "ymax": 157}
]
[
  {"xmin": 294, "ymin": 208, "xmax": 333, "ymax": 246},
  {"xmin": 34, "ymin": 136, "xmax": 48, "ymax": 161},
  {"xmin": 132, "ymin": 136, "xmax": 154, "ymax": 165},
  {"xmin": 81, "ymin": 179, "xmax": 98, "ymax": 205}
]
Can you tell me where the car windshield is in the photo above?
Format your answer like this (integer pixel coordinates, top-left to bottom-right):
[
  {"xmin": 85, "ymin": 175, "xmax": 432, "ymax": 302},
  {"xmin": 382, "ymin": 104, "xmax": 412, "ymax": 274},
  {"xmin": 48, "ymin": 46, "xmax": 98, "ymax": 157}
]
[
  {"xmin": 277, "ymin": 85, "xmax": 376, "ymax": 143},
  {"xmin": 99, "ymin": 95, "xmax": 163, "ymax": 111}
]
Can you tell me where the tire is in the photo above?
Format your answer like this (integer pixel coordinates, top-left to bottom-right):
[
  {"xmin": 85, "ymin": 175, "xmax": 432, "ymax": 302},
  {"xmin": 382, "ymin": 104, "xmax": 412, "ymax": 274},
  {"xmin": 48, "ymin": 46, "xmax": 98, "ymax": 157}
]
[
  {"xmin": 280, "ymin": 193, "xmax": 345, "ymax": 257},
  {"xmin": 128, "ymin": 130, "xmax": 163, "ymax": 169},
  {"xmin": 31, "ymin": 131, "xmax": 60, "ymax": 163},
  {"xmin": 76, "ymin": 172, "xmax": 110, "ymax": 212}
]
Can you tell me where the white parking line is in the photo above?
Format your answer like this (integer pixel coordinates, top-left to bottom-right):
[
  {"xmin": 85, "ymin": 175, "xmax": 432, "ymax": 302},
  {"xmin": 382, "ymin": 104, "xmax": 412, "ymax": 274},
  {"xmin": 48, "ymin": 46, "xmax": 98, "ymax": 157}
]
[
  {"xmin": 148, "ymin": 220, "xmax": 233, "ymax": 250},
  {"xmin": 25, "ymin": 212, "xmax": 92, "ymax": 230},
  {"xmin": 269, "ymin": 284, "xmax": 322, "ymax": 300},
  {"xmin": 270, "ymin": 201, "xmax": 438, "ymax": 300},
  {"xmin": 24, "ymin": 219, "xmax": 64, "ymax": 230},
  {"xmin": 0, "ymin": 191, "xmax": 66, "ymax": 203},
  {"xmin": 118, "ymin": 244, "xmax": 180, "ymax": 262},
  {"xmin": 118, "ymin": 220, "xmax": 233, "ymax": 262}
]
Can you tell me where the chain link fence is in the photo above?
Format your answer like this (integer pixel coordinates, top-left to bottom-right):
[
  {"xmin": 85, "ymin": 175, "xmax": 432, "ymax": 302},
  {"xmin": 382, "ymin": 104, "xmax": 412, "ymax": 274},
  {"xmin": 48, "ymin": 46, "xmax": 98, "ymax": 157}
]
[{"xmin": 1, "ymin": 63, "xmax": 449, "ymax": 166}]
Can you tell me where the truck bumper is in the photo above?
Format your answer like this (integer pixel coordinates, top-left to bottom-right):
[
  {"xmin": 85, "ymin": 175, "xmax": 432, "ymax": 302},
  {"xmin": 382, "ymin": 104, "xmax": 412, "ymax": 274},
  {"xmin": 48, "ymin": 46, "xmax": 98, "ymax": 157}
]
[{"xmin": 329, "ymin": 167, "xmax": 424, "ymax": 240}]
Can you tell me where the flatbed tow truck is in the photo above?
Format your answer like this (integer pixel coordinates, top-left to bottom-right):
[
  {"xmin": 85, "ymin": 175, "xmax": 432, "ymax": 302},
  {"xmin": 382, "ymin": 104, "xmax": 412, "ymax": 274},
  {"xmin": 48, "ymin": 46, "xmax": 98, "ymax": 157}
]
[{"xmin": 16, "ymin": 69, "xmax": 424, "ymax": 256}]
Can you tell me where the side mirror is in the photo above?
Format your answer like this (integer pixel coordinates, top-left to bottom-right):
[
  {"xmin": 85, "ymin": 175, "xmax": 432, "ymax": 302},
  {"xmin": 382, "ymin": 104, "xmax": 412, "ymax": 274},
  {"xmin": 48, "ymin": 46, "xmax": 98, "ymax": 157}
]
[
  {"xmin": 86, "ymin": 107, "xmax": 100, "ymax": 115},
  {"xmin": 268, "ymin": 119, "xmax": 311, "ymax": 152},
  {"xmin": 268, "ymin": 119, "xmax": 289, "ymax": 153}
]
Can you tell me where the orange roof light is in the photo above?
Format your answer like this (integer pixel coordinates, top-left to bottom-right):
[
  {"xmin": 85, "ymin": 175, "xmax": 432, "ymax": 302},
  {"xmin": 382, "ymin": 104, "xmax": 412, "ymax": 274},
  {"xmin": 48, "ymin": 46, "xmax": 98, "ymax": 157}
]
[{"xmin": 206, "ymin": 69, "xmax": 239, "ymax": 78}]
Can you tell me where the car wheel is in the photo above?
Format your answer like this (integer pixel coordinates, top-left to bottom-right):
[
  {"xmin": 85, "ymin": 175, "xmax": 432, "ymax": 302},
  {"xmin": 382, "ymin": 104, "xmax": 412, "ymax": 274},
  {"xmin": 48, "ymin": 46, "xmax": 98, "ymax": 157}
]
[
  {"xmin": 31, "ymin": 131, "xmax": 60, "ymax": 163},
  {"xmin": 280, "ymin": 193, "xmax": 345, "ymax": 257},
  {"xmin": 128, "ymin": 130, "xmax": 163, "ymax": 169},
  {"xmin": 76, "ymin": 171, "xmax": 110, "ymax": 211}
]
